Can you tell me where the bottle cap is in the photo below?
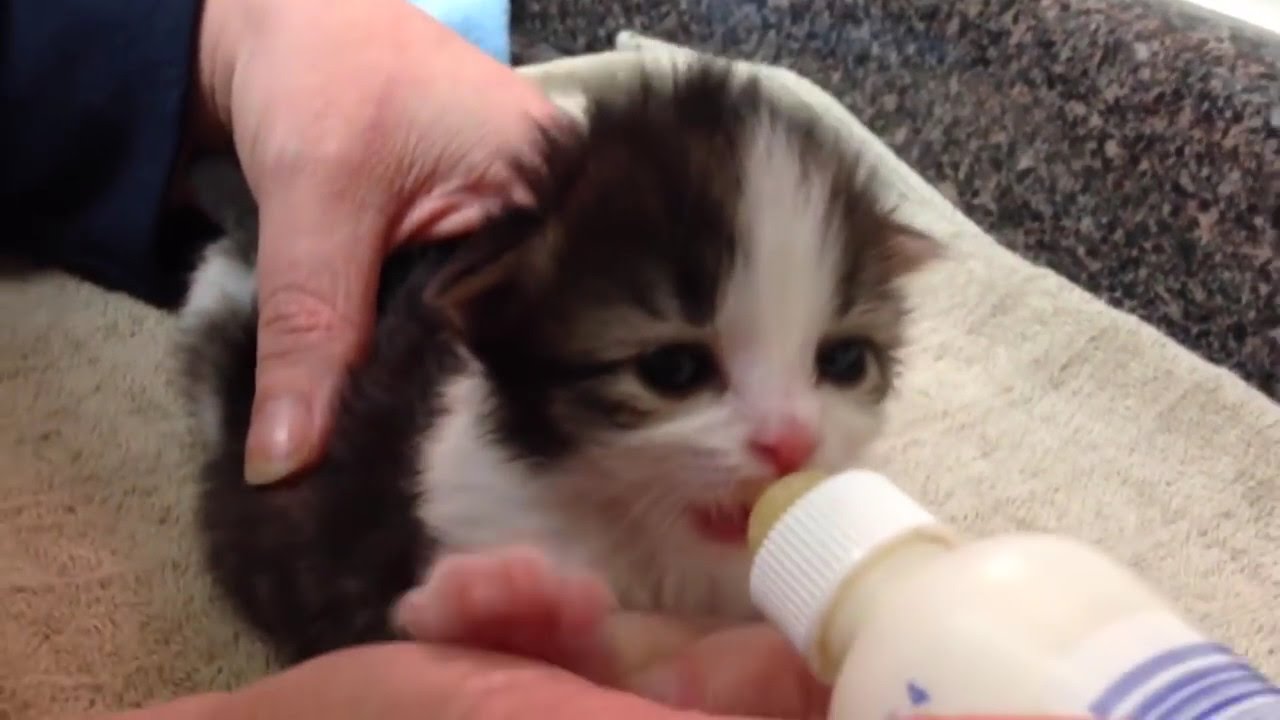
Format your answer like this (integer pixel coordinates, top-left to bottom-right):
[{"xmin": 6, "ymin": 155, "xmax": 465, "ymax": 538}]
[{"xmin": 748, "ymin": 469, "xmax": 953, "ymax": 660}]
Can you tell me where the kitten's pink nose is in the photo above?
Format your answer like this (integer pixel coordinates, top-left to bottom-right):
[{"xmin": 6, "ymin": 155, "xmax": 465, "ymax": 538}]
[{"xmin": 750, "ymin": 418, "xmax": 818, "ymax": 477}]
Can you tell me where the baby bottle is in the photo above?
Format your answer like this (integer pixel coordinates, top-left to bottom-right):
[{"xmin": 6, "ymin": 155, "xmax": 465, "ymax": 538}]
[{"xmin": 746, "ymin": 469, "xmax": 1280, "ymax": 719}]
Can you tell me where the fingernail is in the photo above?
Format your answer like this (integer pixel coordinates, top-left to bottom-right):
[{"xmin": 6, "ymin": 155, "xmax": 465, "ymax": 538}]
[
  {"xmin": 245, "ymin": 394, "xmax": 310, "ymax": 485},
  {"xmin": 389, "ymin": 588, "xmax": 429, "ymax": 636},
  {"xmin": 509, "ymin": 183, "xmax": 537, "ymax": 209}
]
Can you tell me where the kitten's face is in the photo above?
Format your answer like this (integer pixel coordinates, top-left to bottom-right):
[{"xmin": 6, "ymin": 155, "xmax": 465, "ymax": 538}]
[{"xmin": 439, "ymin": 67, "xmax": 935, "ymax": 553}]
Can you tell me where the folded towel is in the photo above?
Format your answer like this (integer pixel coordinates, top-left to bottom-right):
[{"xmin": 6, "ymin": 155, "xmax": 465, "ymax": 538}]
[{"xmin": 408, "ymin": 0, "xmax": 510, "ymax": 64}]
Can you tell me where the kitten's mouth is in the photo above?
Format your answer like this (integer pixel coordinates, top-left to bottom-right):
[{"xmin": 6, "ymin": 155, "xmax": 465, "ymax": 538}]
[{"xmin": 689, "ymin": 503, "xmax": 753, "ymax": 545}]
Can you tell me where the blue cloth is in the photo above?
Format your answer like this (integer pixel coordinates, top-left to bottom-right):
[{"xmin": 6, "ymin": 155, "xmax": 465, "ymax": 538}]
[{"xmin": 407, "ymin": 0, "xmax": 511, "ymax": 64}]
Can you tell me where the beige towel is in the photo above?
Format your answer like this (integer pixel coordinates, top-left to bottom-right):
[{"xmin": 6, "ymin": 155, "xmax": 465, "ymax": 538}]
[{"xmin": 2, "ymin": 33, "xmax": 1276, "ymax": 719}]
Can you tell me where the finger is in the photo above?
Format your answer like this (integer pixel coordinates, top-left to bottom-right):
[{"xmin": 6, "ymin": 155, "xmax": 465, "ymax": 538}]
[
  {"xmin": 399, "ymin": 190, "xmax": 506, "ymax": 241},
  {"xmin": 402, "ymin": 645, "xmax": 764, "ymax": 720},
  {"xmin": 244, "ymin": 179, "xmax": 389, "ymax": 485},
  {"xmin": 599, "ymin": 612, "xmax": 718, "ymax": 679},
  {"xmin": 221, "ymin": 642, "xmax": 767, "ymax": 720},
  {"xmin": 389, "ymin": 112, "xmax": 567, "ymax": 245},
  {"xmin": 623, "ymin": 624, "xmax": 830, "ymax": 720}
]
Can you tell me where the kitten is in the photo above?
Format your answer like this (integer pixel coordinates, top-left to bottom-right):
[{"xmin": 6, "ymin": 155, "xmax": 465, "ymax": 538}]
[{"xmin": 178, "ymin": 59, "xmax": 937, "ymax": 666}]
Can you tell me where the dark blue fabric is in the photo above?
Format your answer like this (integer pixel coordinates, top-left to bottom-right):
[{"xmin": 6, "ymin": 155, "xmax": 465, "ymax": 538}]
[{"xmin": 1, "ymin": 0, "xmax": 213, "ymax": 307}]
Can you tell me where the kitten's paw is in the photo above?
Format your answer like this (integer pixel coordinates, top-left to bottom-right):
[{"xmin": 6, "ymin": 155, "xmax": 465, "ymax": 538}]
[{"xmin": 392, "ymin": 546, "xmax": 616, "ymax": 678}]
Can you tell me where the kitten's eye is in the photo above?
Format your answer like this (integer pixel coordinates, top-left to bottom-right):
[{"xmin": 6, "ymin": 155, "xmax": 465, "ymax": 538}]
[
  {"xmin": 634, "ymin": 343, "xmax": 717, "ymax": 396},
  {"xmin": 816, "ymin": 337, "xmax": 871, "ymax": 386}
]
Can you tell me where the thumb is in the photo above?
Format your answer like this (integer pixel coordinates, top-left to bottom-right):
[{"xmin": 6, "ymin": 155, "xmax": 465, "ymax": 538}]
[{"xmin": 244, "ymin": 186, "xmax": 387, "ymax": 485}]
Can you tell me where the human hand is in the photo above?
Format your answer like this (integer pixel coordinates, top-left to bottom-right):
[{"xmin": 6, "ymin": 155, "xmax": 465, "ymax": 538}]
[
  {"xmin": 387, "ymin": 546, "xmax": 828, "ymax": 717},
  {"xmin": 606, "ymin": 613, "xmax": 831, "ymax": 719},
  {"xmin": 194, "ymin": 0, "xmax": 561, "ymax": 485},
  {"xmin": 109, "ymin": 622, "xmax": 826, "ymax": 720}
]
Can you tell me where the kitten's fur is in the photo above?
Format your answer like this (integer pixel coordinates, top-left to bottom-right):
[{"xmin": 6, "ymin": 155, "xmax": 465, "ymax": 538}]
[{"xmin": 179, "ymin": 61, "xmax": 936, "ymax": 663}]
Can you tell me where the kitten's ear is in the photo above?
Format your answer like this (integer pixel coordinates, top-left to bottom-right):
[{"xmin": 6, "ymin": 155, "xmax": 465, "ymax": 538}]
[
  {"xmin": 423, "ymin": 211, "xmax": 550, "ymax": 338},
  {"xmin": 881, "ymin": 220, "xmax": 944, "ymax": 278},
  {"xmin": 423, "ymin": 99, "xmax": 587, "ymax": 337}
]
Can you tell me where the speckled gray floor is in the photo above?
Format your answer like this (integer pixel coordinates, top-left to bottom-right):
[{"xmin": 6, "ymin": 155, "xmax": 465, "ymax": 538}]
[{"xmin": 512, "ymin": 0, "xmax": 1280, "ymax": 402}]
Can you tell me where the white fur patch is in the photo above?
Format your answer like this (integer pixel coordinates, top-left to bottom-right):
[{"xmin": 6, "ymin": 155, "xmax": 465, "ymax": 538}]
[
  {"xmin": 724, "ymin": 116, "xmax": 885, "ymax": 472},
  {"xmin": 416, "ymin": 372, "xmax": 568, "ymax": 557},
  {"xmin": 720, "ymin": 115, "xmax": 839, "ymax": 429},
  {"xmin": 179, "ymin": 238, "xmax": 257, "ymax": 446},
  {"xmin": 417, "ymin": 372, "xmax": 758, "ymax": 619},
  {"xmin": 180, "ymin": 239, "xmax": 256, "ymax": 331}
]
